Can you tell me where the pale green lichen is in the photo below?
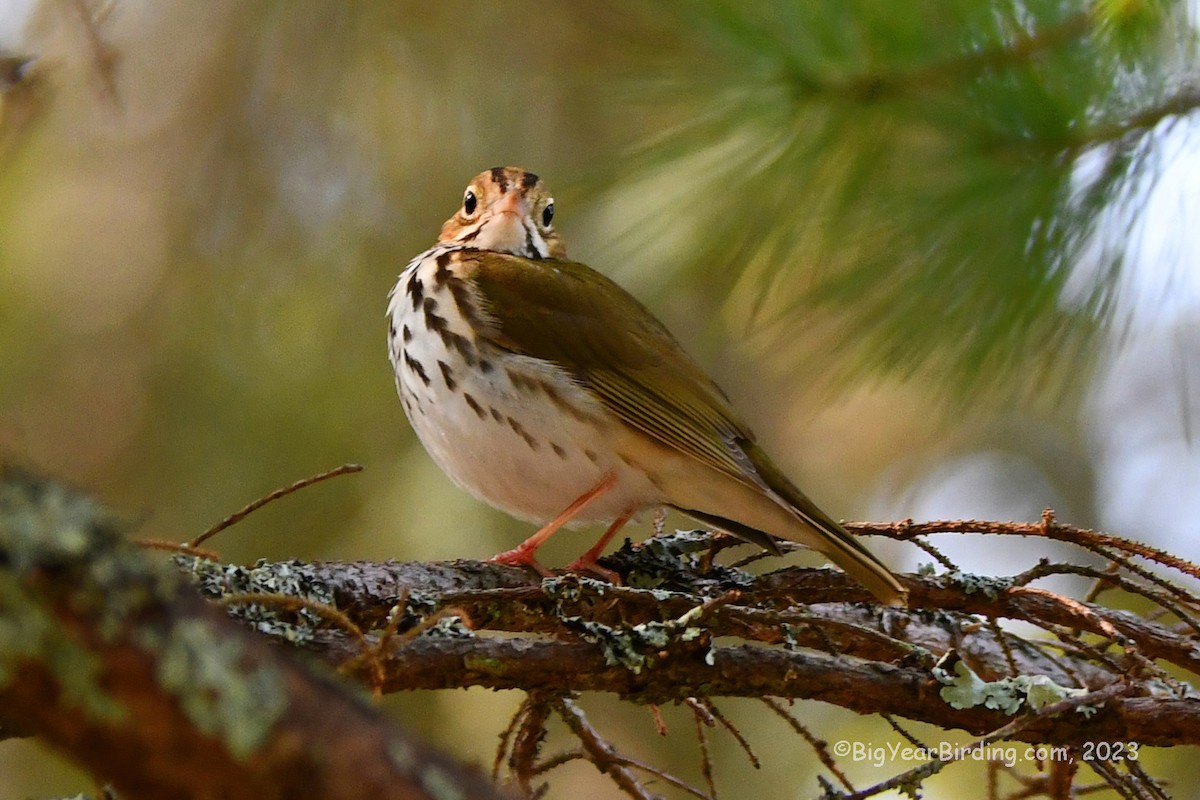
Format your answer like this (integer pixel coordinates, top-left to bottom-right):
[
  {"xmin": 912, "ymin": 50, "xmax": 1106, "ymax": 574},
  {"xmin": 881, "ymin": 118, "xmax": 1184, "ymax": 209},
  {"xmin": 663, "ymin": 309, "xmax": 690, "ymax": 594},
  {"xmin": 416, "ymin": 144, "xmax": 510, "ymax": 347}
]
[
  {"xmin": 176, "ymin": 557, "xmax": 338, "ymax": 644},
  {"xmin": 420, "ymin": 764, "xmax": 466, "ymax": 800},
  {"xmin": 387, "ymin": 738, "xmax": 418, "ymax": 773},
  {"xmin": 933, "ymin": 653, "xmax": 1093, "ymax": 716},
  {"xmin": 620, "ymin": 529, "xmax": 759, "ymax": 591},
  {"xmin": 157, "ymin": 618, "xmax": 286, "ymax": 760},
  {"xmin": 0, "ymin": 574, "xmax": 127, "ymax": 722},
  {"xmin": 558, "ymin": 596, "xmax": 714, "ymax": 675},
  {"xmin": 541, "ymin": 573, "xmax": 612, "ymax": 602},
  {"xmin": 1, "ymin": 470, "xmax": 287, "ymax": 761},
  {"xmin": 932, "ymin": 571, "xmax": 1014, "ymax": 599},
  {"xmin": 421, "ymin": 615, "xmax": 474, "ymax": 638},
  {"xmin": 0, "ymin": 472, "xmax": 130, "ymax": 723}
]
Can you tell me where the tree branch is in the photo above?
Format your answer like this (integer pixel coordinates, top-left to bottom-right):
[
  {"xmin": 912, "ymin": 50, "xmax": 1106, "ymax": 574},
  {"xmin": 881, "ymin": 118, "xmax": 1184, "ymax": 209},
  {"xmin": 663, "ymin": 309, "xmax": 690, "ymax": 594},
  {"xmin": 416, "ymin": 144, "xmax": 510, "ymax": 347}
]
[
  {"xmin": 178, "ymin": 525, "xmax": 1200, "ymax": 750},
  {"xmin": 0, "ymin": 467, "xmax": 509, "ymax": 800}
]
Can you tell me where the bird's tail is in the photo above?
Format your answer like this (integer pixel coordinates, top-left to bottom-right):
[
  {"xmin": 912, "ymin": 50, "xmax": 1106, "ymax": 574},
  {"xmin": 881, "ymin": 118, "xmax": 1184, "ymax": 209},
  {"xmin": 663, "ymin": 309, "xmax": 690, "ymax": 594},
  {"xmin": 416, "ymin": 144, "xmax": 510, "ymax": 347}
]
[{"xmin": 741, "ymin": 441, "xmax": 907, "ymax": 607}]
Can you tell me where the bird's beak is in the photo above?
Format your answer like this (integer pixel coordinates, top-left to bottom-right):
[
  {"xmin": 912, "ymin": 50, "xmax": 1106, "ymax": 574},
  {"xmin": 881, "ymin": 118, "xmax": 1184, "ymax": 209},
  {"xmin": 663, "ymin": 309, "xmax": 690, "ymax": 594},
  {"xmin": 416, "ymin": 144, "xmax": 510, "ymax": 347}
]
[{"xmin": 494, "ymin": 190, "xmax": 525, "ymax": 217}]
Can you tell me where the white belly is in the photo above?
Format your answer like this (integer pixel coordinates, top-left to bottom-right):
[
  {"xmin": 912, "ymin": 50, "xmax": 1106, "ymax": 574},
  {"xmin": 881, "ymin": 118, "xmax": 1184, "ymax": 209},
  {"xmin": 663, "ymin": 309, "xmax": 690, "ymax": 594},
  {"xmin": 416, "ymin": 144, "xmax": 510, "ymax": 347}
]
[{"xmin": 387, "ymin": 248, "xmax": 664, "ymax": 524}]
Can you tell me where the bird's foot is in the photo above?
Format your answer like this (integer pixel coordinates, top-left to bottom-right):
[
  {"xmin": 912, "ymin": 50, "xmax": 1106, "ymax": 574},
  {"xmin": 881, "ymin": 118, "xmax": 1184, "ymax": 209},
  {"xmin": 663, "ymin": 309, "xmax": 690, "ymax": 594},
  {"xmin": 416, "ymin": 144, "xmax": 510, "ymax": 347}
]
[
  {"xmin": 562, "ymin": 553, "xmax": 621, "ymax": 584},
  {"xmin": 488, "ymin": 547, "xmax": 555, "ymax": 578}
]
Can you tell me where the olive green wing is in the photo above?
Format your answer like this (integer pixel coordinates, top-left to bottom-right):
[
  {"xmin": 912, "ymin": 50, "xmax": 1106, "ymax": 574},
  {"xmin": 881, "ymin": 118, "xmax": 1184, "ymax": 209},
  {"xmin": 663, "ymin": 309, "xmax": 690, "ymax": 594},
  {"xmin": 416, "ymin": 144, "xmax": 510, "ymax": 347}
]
[{"xmin": 470, "ymin": 252, "xmax": 762, "ymax": 488}]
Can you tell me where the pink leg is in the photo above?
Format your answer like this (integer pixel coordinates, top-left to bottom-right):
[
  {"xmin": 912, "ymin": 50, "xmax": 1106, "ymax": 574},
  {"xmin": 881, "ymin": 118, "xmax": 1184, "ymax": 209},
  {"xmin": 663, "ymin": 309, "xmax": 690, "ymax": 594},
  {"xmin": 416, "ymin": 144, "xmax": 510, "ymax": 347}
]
[
  {"xmin": 563, "ymin": 509, "xmax": 634, "ymax": 583},
  {"xmin": 489, "ymin": 474, "xmax": 617, "ymax": 576}
]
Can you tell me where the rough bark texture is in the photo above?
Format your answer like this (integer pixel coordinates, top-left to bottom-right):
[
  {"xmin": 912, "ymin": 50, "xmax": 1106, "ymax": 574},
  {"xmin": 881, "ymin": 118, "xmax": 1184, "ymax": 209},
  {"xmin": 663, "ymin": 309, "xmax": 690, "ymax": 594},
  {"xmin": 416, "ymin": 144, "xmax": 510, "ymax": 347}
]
[{"xmin": 0, "ymin": 468, "xmax": 508, "ymax": 800}]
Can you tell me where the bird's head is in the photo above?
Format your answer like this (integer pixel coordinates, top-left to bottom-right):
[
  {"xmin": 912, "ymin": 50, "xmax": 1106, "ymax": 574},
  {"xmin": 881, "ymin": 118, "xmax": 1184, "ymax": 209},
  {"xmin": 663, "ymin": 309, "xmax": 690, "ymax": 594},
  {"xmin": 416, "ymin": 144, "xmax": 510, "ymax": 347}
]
[{"xmin": 438, "ymin": 166, "xmax": 566, "ymax": 260}]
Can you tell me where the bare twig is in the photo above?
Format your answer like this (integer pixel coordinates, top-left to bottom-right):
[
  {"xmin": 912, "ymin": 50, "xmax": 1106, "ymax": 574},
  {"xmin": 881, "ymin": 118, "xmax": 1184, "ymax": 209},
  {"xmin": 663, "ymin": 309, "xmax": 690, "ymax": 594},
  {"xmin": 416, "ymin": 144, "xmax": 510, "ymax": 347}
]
[
  {"xmin": 191, "ymin": 464, "xmax": 362, "ymax": 548},
  {"xmin": 553, "ymin": 697, "xmax": 664, "ymax": 800},
  {"xmin": 851, "ymin": 515, "xmax": 1200, "ymax": 583},
  {"xmin": 132, "ymin": 537, "xmax": 221, "ymax": 561},
  {"xmin": 761, "ymin": 698, "xmax": 854, "ymax": 792},
  {"xmin": 690, "ymin": 704, "xmax": 716, "ymax": 800},
  {"xmin": 703, "ymin": 701, "xmax": 759, "ymax": 770},
  {"xmin": 508, "ymin": 695, "xmax": 553, "ymax": 796}
]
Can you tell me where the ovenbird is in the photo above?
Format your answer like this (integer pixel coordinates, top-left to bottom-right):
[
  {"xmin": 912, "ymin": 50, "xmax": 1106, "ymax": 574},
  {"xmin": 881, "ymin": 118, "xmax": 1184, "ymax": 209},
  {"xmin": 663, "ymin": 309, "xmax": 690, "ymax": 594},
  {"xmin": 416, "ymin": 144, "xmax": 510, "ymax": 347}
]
[{"xmin": 387, "ymin": 167, "xmax": 906, "ymax": 606}]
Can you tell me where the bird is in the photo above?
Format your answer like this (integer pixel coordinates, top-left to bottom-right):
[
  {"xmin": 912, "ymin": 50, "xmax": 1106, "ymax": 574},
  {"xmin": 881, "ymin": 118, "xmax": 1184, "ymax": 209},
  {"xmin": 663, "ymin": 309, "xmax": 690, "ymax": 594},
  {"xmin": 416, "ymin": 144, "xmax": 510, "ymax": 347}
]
[{"xmin": 386, "ymin": 167, "xmax": 906, "ymax": 606}]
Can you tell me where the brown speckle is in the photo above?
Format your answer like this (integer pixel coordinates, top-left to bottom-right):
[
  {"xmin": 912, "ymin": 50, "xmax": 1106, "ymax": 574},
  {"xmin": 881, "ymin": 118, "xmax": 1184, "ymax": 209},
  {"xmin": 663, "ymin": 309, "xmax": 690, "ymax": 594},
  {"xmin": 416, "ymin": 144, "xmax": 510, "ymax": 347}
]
[
  {"xmin": 447, "ymin": 331, "xmax": 476, "ymax": 366},
  {"xmin": 463, "ymin": 393, "xmax": 485, "ymax": 418},
  {"xmin": 422, "ymin": 297, "xmax": 445, "ymax": 333},
  {"xmin": 490, "ymin": 407, "xmax": 504, "ymax": 423},
  {"xmin": 446, "ymin": 277, "xmax": 483, "ymax": 330},
  {"xmin": 402, "ymin": 325, "xmax": 413, "ymax": 343},
  {"xmin": 584, "ymin": 449, "xmax": 599, "ymax": 463},
  {"xmin": 551, "ymin": 443, "xmax": 568, "ymax": 459},
  {"xmin": 403, "ymin": 353, "xmax": 430, "ymax": 387},
  {"xmin": 506, "ymin": 368, "xmax": 536, "ymax": 393},
  {"xmin": 490, "ymin": 167, "xmax": 509, "ymax": 192},
  {"xmin": 434, "ymin": 251, "xmax": 453, "ymax": 287},
  {"xmin": 507, "ymin": 416, "xmax": 539, "ymax": 450},
  {"xmin": 408, "ymin": 277, "xmax": 425, "ymax": 311},
  {"xmin": 438, "ymin": 360, "xmax": 456, "ymax": 391}
]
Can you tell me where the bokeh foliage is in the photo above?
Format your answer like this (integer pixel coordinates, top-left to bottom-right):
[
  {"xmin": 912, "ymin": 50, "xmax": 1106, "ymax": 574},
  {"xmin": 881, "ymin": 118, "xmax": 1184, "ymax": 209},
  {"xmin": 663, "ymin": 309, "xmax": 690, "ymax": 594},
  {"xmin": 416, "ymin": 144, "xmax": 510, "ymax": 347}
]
[{"xmin": 587, "ymin": 0, "xmax": 1198, "ymax": 396}]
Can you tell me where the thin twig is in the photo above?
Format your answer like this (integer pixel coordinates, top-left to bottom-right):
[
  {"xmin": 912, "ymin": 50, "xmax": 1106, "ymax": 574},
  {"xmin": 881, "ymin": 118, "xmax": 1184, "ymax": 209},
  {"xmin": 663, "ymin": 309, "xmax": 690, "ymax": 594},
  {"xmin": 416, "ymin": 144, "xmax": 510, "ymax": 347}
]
[
  {"xmin": 509, "ymin": 695, "xmax": 553, "ymax": 796},
  {"xmin": 648, "ymin": 704, "xmax": 668, "ymax": 736},
  {"xmin": 531, "ymin": 748, "xmax": 585, "ymax": 776},
  {"xmin": 1083, "ymin": 562, "xmax": 1122, "ymax": 604},
  {"xmin": 191, "ymin": 464, "xmax": 363, "ymax": 548},
  {"xmin": 985, "ymin": 617, "xmax": 1020, "ymax": 679},
  {"xmin": 553, "ymin": 697, "xmax": 664, "ymax": 800},
  {"xmin": 1010, "ymin": 561, "xmax": 1200, "ymax": 637},
  {"xmin": 851, "ymin": 515, "xmax": 1200, "ymax": 582},
  {"xmin": 131, "ymin": 537, "xmax": 220, "ymax": 561},
  {"xmin": 494, "ymin": 697, "xmax": 529, "ymax": 783},
  {"xmin": 761, "ymin": 698, "xmax": 853, "ymax": 792},
  {"xmin": 690, "ymin": 704, "xmax": 716, "ymax": 800},
  {"xmin": 880, "ymin": 715, "xmax": 931, "ymax": 752},
  {"xmin": 704, "ymin": 701, "xmax": 759, "ymax": 770},
  {"xmin": 1122, "ymin": 757, "xmax": 1172, "ymax": 800},
  {"xmin": 912, "ymin": 536, "xmax": 958, "ymax": 571},
  {"xmin": 1087, "ymin": 759, "xmax": 1146, "ymax": 800}
]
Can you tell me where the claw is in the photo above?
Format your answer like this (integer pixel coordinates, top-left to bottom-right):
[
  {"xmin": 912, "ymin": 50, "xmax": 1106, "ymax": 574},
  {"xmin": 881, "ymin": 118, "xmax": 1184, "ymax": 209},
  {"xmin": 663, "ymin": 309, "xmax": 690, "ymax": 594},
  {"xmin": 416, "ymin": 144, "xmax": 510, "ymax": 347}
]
[
  {"xmin": 561, "ymin": 509, "xmax": 633, "ymax": 584},
  {"xmin": 561, "ymin": 555, "xmax": 621, "ymax": 584},
  {"xmin": 488, "ymin": 546, "xmax": 554, "ymax": 578}
]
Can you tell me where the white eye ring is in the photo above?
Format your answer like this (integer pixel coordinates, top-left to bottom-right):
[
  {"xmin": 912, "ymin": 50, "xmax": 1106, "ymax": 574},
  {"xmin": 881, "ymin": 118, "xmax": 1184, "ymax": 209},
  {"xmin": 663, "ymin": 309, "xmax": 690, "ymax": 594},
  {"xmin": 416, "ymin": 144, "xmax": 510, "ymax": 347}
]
[{"xmin": 541, "ymin": 200, "xmax": 555, "ymax": 228}]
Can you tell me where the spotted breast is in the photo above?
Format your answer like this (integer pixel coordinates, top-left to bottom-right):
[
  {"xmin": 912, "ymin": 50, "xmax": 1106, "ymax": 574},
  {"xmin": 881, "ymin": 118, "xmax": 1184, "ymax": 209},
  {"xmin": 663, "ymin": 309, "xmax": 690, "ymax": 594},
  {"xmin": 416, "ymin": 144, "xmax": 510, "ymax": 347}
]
[{"xmin": 387, "ymin": 244, "xmax": 666, "ymax": 529}]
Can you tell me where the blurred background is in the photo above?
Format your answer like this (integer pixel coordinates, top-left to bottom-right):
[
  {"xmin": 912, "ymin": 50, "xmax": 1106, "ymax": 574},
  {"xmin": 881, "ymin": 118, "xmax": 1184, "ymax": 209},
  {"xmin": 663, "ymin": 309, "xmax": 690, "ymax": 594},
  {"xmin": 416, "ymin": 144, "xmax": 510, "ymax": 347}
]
[{"xmin": 1, "ymin": 0, "xmax": 1197, "ymax": 797}]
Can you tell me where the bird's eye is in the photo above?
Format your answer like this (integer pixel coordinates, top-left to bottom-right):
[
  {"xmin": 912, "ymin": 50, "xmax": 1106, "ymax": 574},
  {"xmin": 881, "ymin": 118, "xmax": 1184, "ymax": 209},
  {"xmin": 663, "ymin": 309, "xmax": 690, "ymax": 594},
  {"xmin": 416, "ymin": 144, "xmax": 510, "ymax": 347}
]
[
  {"xmin": 463, "ymin": 190, "xmax": 478, "ymax": 216},
  {"xmin": 541, "ymin": 201, "xmax": 554, "ymax": 227}
]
